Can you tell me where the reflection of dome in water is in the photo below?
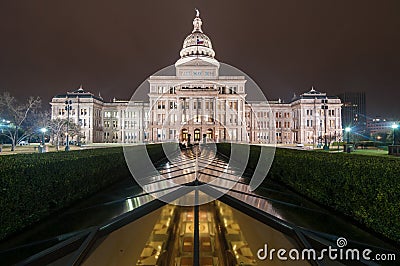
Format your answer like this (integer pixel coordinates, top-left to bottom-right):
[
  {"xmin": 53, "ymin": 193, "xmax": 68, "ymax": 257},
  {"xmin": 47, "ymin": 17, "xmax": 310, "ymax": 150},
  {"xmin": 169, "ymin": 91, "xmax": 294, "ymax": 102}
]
[{"xmin": 176, "ymin": 9, "xmax": 219, "ymax": 67}]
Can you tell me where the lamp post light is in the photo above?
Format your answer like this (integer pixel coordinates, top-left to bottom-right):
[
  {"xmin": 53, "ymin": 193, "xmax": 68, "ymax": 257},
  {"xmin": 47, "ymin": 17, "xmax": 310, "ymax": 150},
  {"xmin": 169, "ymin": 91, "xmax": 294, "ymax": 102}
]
[
  {"xmin": 65, "ymin": 99, "xmax": 72, "ymax": 151},
  {"xmin": 322, "ymin": 98, "xmax": 329, "ymax": 150},
  {"xmin": 40, "ymin": 127, "xmax": 47, "ymax": 145},
  {"xmin": 345, "ymin": 127, "xmax": 351, "ymax": 143},
  {"xmin": 391, "ymin": 123, "xmax": 398, "ymax": 145},
  {"xmin": 345, "ymin": 127, "xmax": 351, "ymax": 153},
  {"xmin": 376, "ymin": 135, "xmax": 382, "ymax": 147}
]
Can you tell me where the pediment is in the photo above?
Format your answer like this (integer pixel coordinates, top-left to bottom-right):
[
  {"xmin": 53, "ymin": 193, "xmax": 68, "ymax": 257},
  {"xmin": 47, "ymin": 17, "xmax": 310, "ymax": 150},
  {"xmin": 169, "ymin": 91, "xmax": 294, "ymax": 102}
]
[{"xmin": 177, "ymin": 57, "xmax": 217, "ymax": 67}]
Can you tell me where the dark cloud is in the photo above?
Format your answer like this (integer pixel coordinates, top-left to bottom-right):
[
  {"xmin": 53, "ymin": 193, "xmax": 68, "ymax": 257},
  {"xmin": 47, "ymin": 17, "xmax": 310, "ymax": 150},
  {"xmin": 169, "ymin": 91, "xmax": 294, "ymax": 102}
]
[{"xmin": 0, "ymin": 0, "xmax": 399, "ymax": 117}]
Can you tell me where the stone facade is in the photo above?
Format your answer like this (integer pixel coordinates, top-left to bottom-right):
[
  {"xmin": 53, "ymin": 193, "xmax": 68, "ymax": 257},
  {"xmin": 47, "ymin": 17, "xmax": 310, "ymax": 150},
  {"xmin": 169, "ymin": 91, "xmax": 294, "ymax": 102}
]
[{"xmin": 50, "ymin": 11, "xmax": 342, "ymax": 146}]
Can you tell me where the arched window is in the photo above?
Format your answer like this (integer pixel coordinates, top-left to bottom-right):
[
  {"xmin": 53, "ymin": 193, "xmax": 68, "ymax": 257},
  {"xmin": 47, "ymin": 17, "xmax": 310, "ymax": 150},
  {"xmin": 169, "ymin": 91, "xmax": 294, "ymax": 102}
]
[
  {"xmin": 181, "ymin": 129, "xmax": 188, "ymax": 141},
  {"xmin": 194, "ymin": 129, "xmax": 201, "ymax": 141},
  {"xmin": 207, "ymin": 129, "xmax": 213, "ymax": 139}
]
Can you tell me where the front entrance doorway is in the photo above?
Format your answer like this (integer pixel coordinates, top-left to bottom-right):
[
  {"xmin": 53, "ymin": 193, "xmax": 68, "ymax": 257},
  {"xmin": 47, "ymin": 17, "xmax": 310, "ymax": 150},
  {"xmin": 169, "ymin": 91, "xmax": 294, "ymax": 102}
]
[
  {"xmin": 206, "ymin": 129, "xmax": 213, "ymax": 139},
  {"xmin": 181, "ymin": 129, "xmax": 188, "ymax": 141},
  {"xmin": 194, "ymin": 128, "xmax": 201, "ymax": 141}
]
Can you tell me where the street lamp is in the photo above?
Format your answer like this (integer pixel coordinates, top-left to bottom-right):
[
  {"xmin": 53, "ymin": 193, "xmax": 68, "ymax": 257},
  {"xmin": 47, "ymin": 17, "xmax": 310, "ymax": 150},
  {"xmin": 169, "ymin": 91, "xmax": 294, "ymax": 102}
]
[
  {"xmin": 322, "ymin": 98, "xmax": 329, "ymax": 150},
  {"xmin": 391, "ymin": 123, "xmax": 398, "ymax": 145},
  {"xmin": 345, "ymin": 127, "xmax": 351, "ymax": 153},
  {"xmin": 65, "ymin": 99, "xmax": 72, "ymax": 151},
  {"xmin": 345, "ymin": 127, "xmax": 351, "ymax": 143},
  {"xmin": 40, "ymin": 127, "xmax": 47, "ymax": 145}
]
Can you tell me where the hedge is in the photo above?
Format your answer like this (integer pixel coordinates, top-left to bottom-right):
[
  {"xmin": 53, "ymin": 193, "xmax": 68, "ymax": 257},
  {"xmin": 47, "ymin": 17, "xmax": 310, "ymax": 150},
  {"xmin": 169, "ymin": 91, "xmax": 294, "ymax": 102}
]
[
  {"xmin": 0, "ymin": 144, "xmax": 167, "ymax": 241},
  {"xmin": 217, "ymin": 143, "xmax": 400, "ymax": 244}
]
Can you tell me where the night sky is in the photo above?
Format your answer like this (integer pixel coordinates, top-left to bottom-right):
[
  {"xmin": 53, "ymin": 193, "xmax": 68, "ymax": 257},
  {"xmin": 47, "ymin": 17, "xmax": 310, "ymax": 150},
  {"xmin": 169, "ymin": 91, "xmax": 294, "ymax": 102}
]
[{"xmin": 0, "ymin": 0, "xmax": 399, "ymax": 118}]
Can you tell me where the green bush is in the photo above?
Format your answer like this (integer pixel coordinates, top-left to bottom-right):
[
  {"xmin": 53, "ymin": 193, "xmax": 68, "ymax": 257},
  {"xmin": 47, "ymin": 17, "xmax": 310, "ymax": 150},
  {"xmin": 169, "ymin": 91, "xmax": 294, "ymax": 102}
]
[
  {"xmin": 0, "ymin": 144, "xmax": 166, "ymax": 241},
  {"xmin": 217, "ymin": 143, "xmax": 400, "ymax": 244}
]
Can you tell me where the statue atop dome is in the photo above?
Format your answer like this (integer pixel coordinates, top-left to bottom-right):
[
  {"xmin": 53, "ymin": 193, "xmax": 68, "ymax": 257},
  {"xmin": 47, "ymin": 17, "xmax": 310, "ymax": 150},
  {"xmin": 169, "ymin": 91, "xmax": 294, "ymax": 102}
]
[{"xmin": 193, "ymin": 9, "xmax": 203, "ymax": 33}]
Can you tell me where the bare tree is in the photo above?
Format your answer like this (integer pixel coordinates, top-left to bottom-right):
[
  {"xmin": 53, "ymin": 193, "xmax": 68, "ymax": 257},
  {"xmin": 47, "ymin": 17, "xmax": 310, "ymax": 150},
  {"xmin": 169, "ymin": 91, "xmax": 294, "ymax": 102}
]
[
  {"xmin": 68, "ymin": 121, "xmax": 83, "ymax": 144},
  {"xmin": 48, "ymin": 118, "xmax": 82, "ymax": 151},
  {"xmin": 35, "ymin": 110, "xmax": 51, "ymax": 129},
  {"xmin": 0, "ymin": 92, "xmax": 41, "ymax": 151},
  {"xmin": 48, "ymin": 118, "xmax": 67, "ymax": 151}
]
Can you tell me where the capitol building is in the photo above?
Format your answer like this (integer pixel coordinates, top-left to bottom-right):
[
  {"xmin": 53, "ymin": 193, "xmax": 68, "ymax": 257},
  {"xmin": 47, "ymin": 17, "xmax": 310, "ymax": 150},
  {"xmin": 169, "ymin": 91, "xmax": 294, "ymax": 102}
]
[{"xmin": 50, "ymin": 11, "xmax": 342, "ymax": 146}]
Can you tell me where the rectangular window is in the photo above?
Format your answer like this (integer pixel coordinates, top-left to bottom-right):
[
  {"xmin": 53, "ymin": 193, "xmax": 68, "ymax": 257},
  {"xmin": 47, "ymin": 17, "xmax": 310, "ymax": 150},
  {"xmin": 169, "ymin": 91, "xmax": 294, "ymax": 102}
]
[{"xmin": 157, "ymin": 101, "xmax": 166, "ymax": 109}]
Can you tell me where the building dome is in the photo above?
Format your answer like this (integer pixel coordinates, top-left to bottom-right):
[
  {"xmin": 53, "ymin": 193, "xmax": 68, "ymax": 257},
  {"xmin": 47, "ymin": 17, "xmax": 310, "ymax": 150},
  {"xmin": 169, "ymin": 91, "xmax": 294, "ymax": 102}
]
[{"xmin": 178, "ymin": 9, "xmax": 216, "ymax": 59}]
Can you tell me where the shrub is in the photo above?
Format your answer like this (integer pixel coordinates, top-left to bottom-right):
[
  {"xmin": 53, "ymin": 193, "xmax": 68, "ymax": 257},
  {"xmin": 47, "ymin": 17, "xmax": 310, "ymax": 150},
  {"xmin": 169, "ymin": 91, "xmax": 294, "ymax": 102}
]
[
  {"xmin": 217, "ymin": 143, "xmax": 400, "ymax": 244},
  {"xmin": 0, "ymin": 144, "xmax": 166, "ymax": 240}
]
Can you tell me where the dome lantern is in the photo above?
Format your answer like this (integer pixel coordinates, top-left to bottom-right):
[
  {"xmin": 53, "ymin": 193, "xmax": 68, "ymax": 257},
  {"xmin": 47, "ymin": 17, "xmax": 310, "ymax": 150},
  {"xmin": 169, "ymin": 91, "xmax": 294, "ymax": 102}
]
[
  {"xmin": 192, "ymin": 8, "xmax": 203, "ymax": 33},
  {"xmin": 178, "ymin": 9, "xmax": 216, "ymax": 59}
]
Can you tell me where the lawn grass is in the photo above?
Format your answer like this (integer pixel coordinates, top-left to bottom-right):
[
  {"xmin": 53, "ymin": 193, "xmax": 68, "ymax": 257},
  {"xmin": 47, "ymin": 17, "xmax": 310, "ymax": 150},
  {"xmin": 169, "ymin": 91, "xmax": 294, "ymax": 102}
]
[
  {"xmin": 351, "ymin": 148, "xmax": 396, "ymax": 157},
  {"xmin": 0, "ymin": 143, "xmax": 127, "ymax": 155},
  {"xmin": 312, "ymin": 146, "xmax": 399, "ymax": 158},
  {"xmin": 0, "ymin": 144, "xmax": 82, "ymax": 155}
]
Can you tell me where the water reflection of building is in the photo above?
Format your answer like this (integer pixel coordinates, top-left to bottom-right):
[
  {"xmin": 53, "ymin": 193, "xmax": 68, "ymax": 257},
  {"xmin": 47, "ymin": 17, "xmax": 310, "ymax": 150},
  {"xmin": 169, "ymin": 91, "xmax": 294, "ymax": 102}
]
[
  {"xmin": 135, "ymin": 202, "xmax": 257, "ymax": 266},
  {"xmin": 50, "ymin": 11, "xmax": 342, "ymax": 145}
]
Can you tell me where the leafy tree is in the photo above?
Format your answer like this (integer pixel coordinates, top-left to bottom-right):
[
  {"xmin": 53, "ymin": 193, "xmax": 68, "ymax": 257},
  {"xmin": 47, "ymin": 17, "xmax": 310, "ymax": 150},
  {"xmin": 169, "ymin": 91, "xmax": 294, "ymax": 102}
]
[{"xmin": 0, "ymin": 92, "xmax": 41, "ymax": 151}]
